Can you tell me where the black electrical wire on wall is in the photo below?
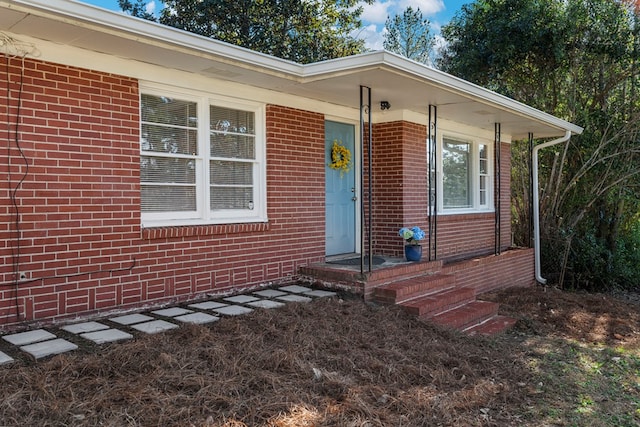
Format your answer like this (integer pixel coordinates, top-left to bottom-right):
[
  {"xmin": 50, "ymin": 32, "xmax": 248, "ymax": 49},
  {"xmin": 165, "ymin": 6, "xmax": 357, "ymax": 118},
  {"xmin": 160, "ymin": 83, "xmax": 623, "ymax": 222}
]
[
  {"xmin": 4, "ymin": 52, "xmax": 29, "ymax": 321},
  {"xmin": 2, "ymin": 36, "xmax": 136, "ymax": 324}
]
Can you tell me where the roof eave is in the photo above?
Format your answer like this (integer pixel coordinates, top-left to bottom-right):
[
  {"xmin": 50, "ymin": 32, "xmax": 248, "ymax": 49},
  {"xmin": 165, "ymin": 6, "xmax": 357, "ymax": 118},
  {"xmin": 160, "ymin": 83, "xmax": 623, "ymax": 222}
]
[
  {"xmin": 2, "ymin": 0, "xmax": 583, "ymax": 138},
  {"xmin": 303, "ymin": 51, "xmax": 584, "ymax": 136}
]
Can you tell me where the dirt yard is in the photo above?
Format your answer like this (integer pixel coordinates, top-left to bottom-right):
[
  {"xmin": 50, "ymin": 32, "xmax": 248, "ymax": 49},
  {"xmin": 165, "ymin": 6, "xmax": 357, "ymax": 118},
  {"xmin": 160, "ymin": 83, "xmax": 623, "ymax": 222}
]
[{"xmin": 0, "ymin": 285, "xmax": 639, "ymax": 426}]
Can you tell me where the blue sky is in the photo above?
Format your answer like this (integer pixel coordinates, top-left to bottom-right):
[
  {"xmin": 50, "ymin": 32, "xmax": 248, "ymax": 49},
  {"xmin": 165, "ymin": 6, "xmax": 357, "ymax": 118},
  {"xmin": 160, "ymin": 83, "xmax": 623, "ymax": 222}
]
[{"xmin": 79, "ymin": 0, "xmax": 467, "ymax": 50}]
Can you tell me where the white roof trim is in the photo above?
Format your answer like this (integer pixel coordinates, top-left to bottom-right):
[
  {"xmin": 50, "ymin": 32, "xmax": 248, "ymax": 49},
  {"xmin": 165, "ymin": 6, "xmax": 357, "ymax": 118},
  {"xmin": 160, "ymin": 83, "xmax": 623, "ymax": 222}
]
[
  {"xmin": 4, "ymin": 0, "xmax": 305, "ymax": 76},
  {"xmin": 303, "ymin": 51, "xmax": 583, "ymax": 135},
  {"xmin": 2, "ymin": 0, "xmax": 583, "ymax": 137}
]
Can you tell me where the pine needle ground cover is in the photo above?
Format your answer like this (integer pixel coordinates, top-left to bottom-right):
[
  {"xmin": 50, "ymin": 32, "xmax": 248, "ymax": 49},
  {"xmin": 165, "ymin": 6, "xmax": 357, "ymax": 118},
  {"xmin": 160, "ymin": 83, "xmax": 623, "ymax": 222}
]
[{"xmin": 0, "ymin": 286, "xmax": 638, "ymax": 426}]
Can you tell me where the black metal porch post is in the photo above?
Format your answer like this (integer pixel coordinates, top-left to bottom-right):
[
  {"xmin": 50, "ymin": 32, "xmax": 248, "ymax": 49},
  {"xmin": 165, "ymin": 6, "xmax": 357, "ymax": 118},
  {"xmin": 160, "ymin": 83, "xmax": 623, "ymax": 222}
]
[
  {"xmin": 428, "ymin": 105, "xmax": 438, "ymax": 261},
  {"xmin": 495, "ymin": 123, "xmax": 502, "ymax": 255},
  {"xmin": 359, "ymin": 86, "xmax": 373, "ymax": 273}
]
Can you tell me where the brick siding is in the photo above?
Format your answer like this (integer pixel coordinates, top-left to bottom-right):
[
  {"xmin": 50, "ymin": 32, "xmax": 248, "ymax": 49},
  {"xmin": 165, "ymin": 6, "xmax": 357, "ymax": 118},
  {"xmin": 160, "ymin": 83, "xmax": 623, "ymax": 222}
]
[
  {"xmin": 443, "ymin": 248, "xmax": 535, "ymax": 294},
  {"xmin": 370, "ymin": 121, "xmax": 428, "ymax": 256},
  {"xmin": 0, "ymin": 56, "xmax": 325, "ymax": 328},
  {"xmin": 370, "ymin": 122, "xmax": 512, "ymax": 261}
]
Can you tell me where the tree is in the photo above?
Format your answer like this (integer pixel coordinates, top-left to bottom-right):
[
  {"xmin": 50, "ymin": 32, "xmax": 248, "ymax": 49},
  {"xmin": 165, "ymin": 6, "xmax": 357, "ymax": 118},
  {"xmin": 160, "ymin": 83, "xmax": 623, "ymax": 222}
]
[
  {"xmin": 383, "ymin": 7, "xmax": 435, "ymax": 65},
  {"xmin": 440, "ymin": 0, "xmax": 640, "ymax": 290},
  {"xmin": 118, "ymin": 0, "xmax": 373, "ymax": 64}
]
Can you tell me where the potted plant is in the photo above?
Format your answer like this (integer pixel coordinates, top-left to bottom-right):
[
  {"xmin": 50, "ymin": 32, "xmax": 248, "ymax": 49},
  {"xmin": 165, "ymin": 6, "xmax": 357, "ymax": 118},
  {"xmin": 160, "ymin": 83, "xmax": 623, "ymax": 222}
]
[{"xmin": 399, "ymin": 226, "xmax": 425, "ymax": 262}]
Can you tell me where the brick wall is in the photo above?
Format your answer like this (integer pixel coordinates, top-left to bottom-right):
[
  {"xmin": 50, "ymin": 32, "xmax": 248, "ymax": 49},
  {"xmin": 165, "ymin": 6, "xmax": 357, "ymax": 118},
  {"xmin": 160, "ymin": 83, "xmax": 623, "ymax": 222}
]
[
  {"xmin": 370, "ymin": 121, "xmax": 513, "ymax": 261},
  {"xmin": 1, "ymin": 56, "xmax": 141, "ymax": 325},
  {"xmin": 443, "ymin": 248, "xmax": 535, "ymax": 294},
  {"xmin": 0, "ymin": 55, "xmax": 325, "ymax": 328},
  {"xmin": 371, "ymin": 121, "xmax": 429, "ymax": 257}
]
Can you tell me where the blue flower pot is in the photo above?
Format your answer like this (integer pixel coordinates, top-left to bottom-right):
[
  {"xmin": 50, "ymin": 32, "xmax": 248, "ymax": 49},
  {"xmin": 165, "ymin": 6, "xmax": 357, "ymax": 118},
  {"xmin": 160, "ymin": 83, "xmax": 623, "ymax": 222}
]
[{"xmin": 404, "ymin": 245, "xmax": 422, "ymax": 262}]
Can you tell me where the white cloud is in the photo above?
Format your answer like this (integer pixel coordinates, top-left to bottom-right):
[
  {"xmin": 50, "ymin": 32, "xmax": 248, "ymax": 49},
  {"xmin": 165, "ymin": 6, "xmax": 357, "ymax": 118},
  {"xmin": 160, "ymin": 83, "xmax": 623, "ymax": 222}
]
[
  {"xmin": 360, "ymin": 1, "xmax": 395, "ymax": 24},
  {"xmin": 146, "ymin": 0, "xmax": 156, "ymax": 15},
  {"xmin": 356, "ymin": 0, "xmax": 448, "ymax": 51},
  {"xmin": 354, "ymin": 23, "xmax": 386, "ymax": 51},
  {"xmin": 398, "ymin": 0, "xmax": 445, "ymax": 16},
  {"xmin": 360, "ymin": 0, "xmax": 446, "ymax": 27}
]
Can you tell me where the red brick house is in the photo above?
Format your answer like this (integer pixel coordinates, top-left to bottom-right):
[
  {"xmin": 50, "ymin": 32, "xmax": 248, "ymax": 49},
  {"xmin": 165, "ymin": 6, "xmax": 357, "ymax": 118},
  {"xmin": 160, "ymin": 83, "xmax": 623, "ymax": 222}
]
[{"xmin": 0, "ymin": 0, "xmax": 582, "ymax": 329}]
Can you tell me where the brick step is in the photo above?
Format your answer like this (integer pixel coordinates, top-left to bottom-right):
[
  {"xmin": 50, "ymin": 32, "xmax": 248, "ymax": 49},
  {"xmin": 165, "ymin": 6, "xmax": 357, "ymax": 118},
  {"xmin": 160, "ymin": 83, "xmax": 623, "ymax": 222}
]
[
  {"xmin": 365, "ymin": 260, "xmax": 443, "ymax": 286},
  {"xmin": 464, "ymin": 315, "xmax": 517, "ymax": 335},
  {"xmin": 427, "ymin": 300, "xmax": 499, "ymax": 330},
  {"xmin": 373, "ymin": 273, "xmax": 455, "ymax": 304},
  {"xmin": 400, "ymin": 287, "xmax": 476, "ymax": 317}
]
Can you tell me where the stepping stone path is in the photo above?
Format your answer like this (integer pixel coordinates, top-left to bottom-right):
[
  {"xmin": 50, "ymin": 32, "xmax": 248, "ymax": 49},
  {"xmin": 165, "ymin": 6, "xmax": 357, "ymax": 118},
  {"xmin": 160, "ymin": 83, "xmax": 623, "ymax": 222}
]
[
  {"xmin": 131, "ymin": 319, "xmax": 179, "ymax": 334},
  {"xmin": 0, "ymin": 285, "xmax": 337, "ymax": 363},
  {"xmin": 2, "ymin": 329, "xmax": 77, "ymax": 360},
  {"xmin": 277, "ymin": 294, "xmax": 313, "ymax": 303},
  {"xmin": 174, "ymin": 312, "xmax": 219, "ymax": 325},
  {"xmin": 81, "ymin": 329, "xmax": 133, "ymax": 345},
  {"xmin": 247, "ymin": 300, "xmax": 285, "ymax": 309}
]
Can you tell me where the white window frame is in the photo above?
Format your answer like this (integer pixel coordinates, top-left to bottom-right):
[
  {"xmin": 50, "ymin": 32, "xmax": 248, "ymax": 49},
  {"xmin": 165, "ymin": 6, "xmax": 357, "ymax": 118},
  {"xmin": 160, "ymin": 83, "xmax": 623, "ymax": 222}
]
[
  {"xmin": 438, "ymin": 134, "xmax": 494, "ymax": 214},
  {"xmin": 140, "ymin": 83, "xmax": 267, "ymax": 227}
]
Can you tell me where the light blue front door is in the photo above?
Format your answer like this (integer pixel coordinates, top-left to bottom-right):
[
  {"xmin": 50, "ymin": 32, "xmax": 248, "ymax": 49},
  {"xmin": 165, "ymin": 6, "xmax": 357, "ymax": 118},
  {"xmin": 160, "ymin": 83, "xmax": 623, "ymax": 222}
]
[{"xmin": 325, "ymin": 121, "xmax": 356, "ymax": 256}]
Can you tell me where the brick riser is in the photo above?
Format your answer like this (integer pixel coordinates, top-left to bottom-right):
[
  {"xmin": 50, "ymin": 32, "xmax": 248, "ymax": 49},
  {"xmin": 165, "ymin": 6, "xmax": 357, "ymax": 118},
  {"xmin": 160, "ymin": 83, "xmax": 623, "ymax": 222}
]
[
  {"xmin": 374, "ymin": 273, "xmax": 455, "ymax": 304},
  {"xmin": 402, "ymin": 287, "xmax": 476, "ymax": 317},
  {"xmin": 372, "ymin": 273, "xmax": 514, "ymax": 335},
  {"xmin": 429, "ymin": 300, "xmax": 499, "ymax": 330},
  {"xmin": 466, "ymin": 315, "xmax": 517, "ymax": 335}
]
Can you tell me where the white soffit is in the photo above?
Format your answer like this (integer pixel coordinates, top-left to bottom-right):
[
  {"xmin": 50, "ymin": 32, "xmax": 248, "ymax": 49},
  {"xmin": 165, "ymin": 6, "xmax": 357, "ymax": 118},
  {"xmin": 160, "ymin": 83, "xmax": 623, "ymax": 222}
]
[{"xmin": 0, "ymin": 0, "xmax": 583, "ymax": 140}]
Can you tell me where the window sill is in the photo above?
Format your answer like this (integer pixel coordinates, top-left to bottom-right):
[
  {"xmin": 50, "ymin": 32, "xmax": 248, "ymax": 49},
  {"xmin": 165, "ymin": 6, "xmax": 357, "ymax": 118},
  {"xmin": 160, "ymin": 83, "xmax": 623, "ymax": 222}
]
[
  {"xmin": 434, "ymin": 210, "xmax": 496, "ymax": 221},
  {"xmin": 142, "ymin": 222, "xmax": 269, "ymax": 240}
]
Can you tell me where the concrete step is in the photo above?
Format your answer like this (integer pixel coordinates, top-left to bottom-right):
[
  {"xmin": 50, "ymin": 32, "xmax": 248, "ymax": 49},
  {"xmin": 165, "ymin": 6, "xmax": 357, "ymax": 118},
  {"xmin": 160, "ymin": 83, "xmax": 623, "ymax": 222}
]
[
  {"xmin": 373, "ymin": 273, "xmax": 455, "ymax": 304},
  {"xmin": 400, "ymin": 287, "xmax": 476, "ymax": 317},
  {"xmin": 428, "ymin": 300, "xmax": 499, "ymax": 330},
  {"xmin": 465, "ymin": 315, "xmax": 517, "ymax": 336}
]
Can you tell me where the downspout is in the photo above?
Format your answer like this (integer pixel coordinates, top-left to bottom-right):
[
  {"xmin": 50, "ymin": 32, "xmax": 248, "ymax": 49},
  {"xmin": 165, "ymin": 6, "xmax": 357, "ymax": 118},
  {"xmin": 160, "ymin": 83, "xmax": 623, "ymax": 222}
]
[{"xmin": 532, "ymin": 130, "xmax": 571, "ymax": 284}]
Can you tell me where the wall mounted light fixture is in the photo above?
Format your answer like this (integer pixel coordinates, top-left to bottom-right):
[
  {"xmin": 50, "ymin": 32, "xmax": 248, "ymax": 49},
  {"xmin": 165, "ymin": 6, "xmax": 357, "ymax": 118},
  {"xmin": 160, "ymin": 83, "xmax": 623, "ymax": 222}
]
[{"xmin": 380, "ymin": 101, "xmax": 391, "ymax": 110}]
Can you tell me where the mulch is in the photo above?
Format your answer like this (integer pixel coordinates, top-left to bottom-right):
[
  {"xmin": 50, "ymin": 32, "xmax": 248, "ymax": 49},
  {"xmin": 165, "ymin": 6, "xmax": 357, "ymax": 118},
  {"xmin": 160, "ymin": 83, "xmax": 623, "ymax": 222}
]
[{"xmin": 0, "ymin": 285, "xmax": 638, "ymax": 426}]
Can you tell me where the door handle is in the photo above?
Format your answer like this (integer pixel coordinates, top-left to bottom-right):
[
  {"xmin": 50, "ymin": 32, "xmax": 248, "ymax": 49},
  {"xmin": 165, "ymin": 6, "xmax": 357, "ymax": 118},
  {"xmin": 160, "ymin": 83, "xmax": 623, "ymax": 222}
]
[{"xmin": 351, "ymin": 196, "xmax": 358, "ymax": 201}]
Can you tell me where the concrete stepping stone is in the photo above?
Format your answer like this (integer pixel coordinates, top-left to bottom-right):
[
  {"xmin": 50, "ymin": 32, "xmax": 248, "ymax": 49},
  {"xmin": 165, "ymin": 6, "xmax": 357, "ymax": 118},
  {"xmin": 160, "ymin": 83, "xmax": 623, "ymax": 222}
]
[
  {"xmin": 276, "ymin": 294, "xmax": 312, "ymax": 303},
  {"xmin": 20, "ymin": 338, "xmax": 78, "ymax": 360},
  {"xmin": 110, "ymin": 313, "xmax": 154, "ymax": 326},
  {"xmin": 223, "ymin": 295, "xmax": 259, "ymax": 304},
  {"xmin": 278, "ymin": 285, "xmax": 312, "ymax": 294},
  {"xmin": 62, "ymin": 321, "xmax": 110, "ymax": 334},
  {"xmin": 81, "ymin": 329, "xmax": 133, "ymax": 344},
  {"xmin": 174, "ymin": 312, "xmax": 219, "ymax": 325},
  {"xmin": 304, "ymin": 290, "xmax": 337, "ymax": 298},
  {"xmin": 3, "ymin": 329, "xmax": 56, "ymax": 346},
  {"xmin": 253, "ymin": 289, "xmax": 288, "ymax": 298},
  {"xmin": 0, "ymin": 351, "xmax": 14, "ymax": 365},
  {"xmin": 247, "ymin": 299, "xmax": 285, "ymax": 309},
  {"xmin": 212, "ymin": 305, "xmax": 253, "ymax": 316},
  {"xmin": 188, "ymin": 301, "xmax": 228, "ymax": 310},
  {"xmin": 151, "ymin": 307, "xmax": 193, "ymax": 317},
  {"xmin": 130, "ymin": 319, "xmax": 179, "ymax": 334}
]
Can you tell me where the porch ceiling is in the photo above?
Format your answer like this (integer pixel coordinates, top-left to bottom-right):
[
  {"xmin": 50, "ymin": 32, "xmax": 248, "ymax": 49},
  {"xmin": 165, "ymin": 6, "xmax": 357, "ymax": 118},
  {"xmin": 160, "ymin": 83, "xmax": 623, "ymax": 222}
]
[{"xmin": 0, "ymin": 0, "xmax": 583, "ymax": 140}]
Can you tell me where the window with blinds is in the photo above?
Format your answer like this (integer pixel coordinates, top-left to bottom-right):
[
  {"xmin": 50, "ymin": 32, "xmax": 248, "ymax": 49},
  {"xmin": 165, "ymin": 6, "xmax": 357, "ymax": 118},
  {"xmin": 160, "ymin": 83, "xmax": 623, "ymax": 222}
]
[{"xmin": 140, "ymin": 86, "xmax": 265, "ymax": 226}]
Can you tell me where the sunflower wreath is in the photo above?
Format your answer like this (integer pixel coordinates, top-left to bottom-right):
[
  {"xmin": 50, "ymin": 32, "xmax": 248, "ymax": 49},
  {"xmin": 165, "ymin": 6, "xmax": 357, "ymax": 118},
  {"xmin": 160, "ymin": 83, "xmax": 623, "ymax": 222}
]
[{"xmin": 328, "ymin": 140, "xmax": 352, "ymax": 177}]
